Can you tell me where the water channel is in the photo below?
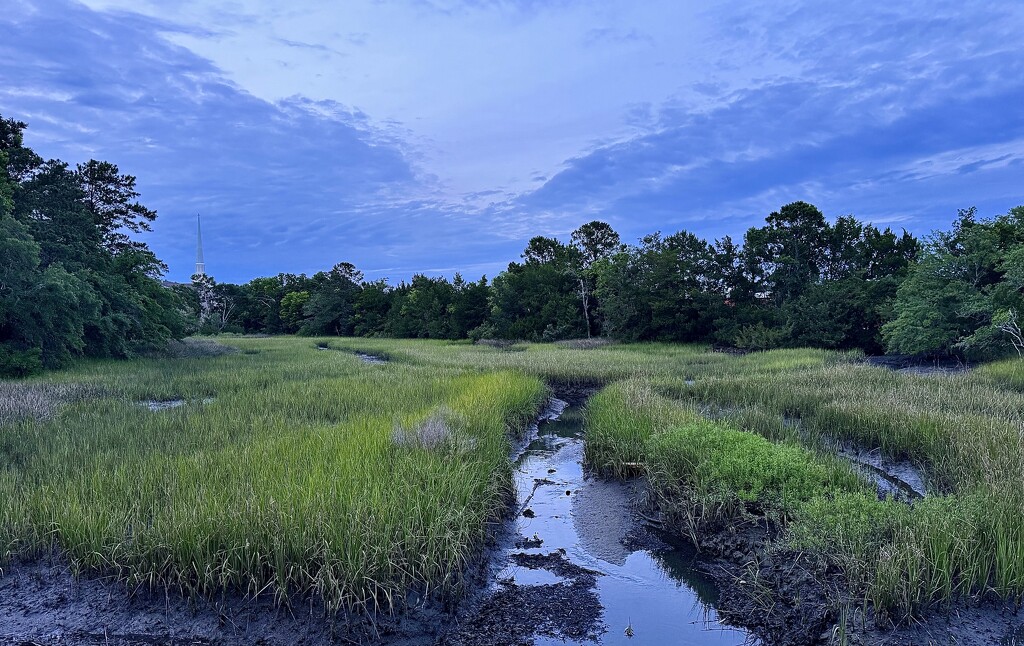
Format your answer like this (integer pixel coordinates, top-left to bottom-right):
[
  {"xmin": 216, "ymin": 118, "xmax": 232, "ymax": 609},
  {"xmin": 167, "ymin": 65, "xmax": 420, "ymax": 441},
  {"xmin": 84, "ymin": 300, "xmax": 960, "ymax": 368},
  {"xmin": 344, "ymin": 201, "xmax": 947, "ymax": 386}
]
[{"xmin": 492, "ymin": 397, "xmax": 755, "ymax": 645}]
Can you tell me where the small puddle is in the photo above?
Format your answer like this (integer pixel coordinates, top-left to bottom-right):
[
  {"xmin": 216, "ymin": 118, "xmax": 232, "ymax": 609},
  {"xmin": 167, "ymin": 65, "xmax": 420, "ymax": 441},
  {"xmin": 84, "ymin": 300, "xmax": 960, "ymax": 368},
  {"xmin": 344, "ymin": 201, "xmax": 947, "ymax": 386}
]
[
  {"xmin": 355, "ymin": 352, "xmax": 387, "ymax": 365},
  {"xmin": 837, "ymin": 445, "xmax": 927, "ymax": 500},
  {"xmin": 315, "ymin": 344, "xmax": 387, "ymax": 365},
  {"xmin": 139, "ymin": 398, "xmax": 214, "ymax": 412},
  {"xmin": 492, "ymin": 397, "xmax": 754, "ymax": 645}
]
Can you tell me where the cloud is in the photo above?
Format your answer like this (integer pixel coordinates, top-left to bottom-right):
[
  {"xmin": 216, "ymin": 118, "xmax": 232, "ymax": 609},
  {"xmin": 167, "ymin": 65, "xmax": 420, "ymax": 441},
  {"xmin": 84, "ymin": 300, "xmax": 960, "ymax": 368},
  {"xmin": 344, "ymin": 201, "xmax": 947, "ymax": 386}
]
[
  {"xmin": 3, "ymin": 0, "xmax": 1022, "ymax": 283},
  {"xmin": 2, "ymin": 0, "xmax": 533, "ymax": 282},
  {"xmin": 505, "ymin": 1, "xmax": 1024, "ymax": 244}
]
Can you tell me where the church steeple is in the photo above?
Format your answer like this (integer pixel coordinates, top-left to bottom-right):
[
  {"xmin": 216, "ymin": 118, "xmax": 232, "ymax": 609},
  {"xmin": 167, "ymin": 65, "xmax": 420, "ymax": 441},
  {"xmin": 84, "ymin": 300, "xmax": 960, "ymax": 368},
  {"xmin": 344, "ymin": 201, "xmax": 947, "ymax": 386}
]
[{"xmin": 195, "ymin": 213, "xmax": 206, "ymax": 276}]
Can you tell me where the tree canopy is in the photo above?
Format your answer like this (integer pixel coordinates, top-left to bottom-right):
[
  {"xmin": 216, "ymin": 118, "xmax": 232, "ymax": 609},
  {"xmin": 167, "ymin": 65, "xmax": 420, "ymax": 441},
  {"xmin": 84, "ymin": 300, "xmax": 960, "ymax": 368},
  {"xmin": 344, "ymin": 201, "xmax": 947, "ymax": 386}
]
[{"xmin": 0, "ymin": 115, "xmax": 185, "ymax": 376}]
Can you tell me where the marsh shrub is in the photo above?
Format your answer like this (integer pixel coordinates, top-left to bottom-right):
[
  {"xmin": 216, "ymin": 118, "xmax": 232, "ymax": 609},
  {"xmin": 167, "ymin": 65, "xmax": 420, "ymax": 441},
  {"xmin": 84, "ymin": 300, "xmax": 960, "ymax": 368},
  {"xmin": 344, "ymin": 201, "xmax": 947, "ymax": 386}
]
[{"xmin": 392, "ymin": 408, "xmax": 454, "ymax": 450}]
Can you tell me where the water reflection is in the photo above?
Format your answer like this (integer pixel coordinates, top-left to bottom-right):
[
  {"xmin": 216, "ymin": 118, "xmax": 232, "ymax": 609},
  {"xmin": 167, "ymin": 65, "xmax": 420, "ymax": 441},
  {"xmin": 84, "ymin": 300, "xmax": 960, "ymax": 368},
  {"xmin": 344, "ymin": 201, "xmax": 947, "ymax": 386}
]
[{"xmin": 508, "ymin": 398, "xmax": 754, "ymax": 645}]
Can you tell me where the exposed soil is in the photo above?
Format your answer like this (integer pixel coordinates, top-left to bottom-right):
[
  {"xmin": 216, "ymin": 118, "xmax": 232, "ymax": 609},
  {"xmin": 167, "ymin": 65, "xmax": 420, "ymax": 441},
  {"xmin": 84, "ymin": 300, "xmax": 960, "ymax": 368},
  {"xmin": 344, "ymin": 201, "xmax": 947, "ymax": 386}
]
[
  {"xmin": 440, "ymin": 552, "xmax": 603, "ymax": 646},
  {"xmin": 836, "ymin": 445, "xmax": 928, "ymax": 500},
  {"xmin": 0, "ymin": 555, "xmax": 444, "ymax": 646},
  {"xmin": 846, "ymin": 601, "xmax": 1024, "ymax": 645}
]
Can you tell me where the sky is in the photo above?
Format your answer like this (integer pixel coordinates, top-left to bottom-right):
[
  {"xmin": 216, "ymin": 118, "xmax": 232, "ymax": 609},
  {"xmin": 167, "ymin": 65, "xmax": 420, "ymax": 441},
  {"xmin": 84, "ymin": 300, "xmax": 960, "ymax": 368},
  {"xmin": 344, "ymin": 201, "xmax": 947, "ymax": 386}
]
[{"xmin": 2, "ymin": 0, "xmax": 1023, "ymax": 284}]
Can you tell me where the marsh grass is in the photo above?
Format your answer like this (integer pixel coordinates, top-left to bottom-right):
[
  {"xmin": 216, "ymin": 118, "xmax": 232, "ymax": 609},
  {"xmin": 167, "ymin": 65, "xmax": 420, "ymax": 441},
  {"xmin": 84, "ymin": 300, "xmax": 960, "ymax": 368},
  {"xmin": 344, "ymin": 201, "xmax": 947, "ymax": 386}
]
[
  {"xmin": 572, "ymin": 348, "xmax": 1024, "ymax": 619},
  {"xmin": 3, "ymin": 336, "xmax": 1021, "ymax": 622},
  {"xmin": 979, "ymin": 358, "xmax": 1024, "ymax": 391},
  {"xmin": 0, "ymin": 338, "xmax": 545, "ymax": 612}
]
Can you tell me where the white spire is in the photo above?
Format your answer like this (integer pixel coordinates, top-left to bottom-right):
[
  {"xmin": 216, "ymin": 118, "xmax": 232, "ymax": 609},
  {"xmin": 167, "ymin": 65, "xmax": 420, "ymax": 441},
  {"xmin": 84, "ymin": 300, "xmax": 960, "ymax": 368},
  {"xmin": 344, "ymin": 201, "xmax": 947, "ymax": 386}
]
[{"xmin": 195, "ymin": 213, "xmax": 206, "ymax": 276}]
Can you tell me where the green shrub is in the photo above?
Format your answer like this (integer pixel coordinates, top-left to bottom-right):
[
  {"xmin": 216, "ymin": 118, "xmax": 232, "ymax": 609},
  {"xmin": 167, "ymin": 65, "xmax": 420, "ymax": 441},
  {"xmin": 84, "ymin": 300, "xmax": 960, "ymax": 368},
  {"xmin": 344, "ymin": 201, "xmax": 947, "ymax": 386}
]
[{"xmin": 0, "ymin": 346, "xmax": 42, "ymax": 377}]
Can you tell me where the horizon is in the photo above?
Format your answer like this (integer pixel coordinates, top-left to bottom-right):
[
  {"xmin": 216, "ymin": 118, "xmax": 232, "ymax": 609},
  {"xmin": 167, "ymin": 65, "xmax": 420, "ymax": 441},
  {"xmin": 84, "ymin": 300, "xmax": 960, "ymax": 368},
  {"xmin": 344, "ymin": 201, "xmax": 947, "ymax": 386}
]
[{"xmin": 3, "ymin": 1, "xmax": 1024, "ymax": 284}]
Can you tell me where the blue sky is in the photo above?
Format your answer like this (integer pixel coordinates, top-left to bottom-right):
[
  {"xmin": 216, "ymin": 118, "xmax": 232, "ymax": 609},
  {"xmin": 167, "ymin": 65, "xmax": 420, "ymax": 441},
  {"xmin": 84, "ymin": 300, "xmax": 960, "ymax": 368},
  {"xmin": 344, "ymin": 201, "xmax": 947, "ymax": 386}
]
[{"xmin": 2, "ymin": 0, "xmax": 1023, "ymax": 283}]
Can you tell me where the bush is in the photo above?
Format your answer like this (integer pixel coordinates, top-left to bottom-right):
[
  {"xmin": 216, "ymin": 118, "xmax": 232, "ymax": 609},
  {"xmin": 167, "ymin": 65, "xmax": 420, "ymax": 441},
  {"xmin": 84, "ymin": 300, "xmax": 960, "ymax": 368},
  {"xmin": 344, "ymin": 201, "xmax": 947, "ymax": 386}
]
[
  {"xmin": 0, "ymin": 347, "xmax": 42, "ymax": 377},
  {"xmin": 733, "ymin": 322, "xmax": 789, "ymax": 351}
]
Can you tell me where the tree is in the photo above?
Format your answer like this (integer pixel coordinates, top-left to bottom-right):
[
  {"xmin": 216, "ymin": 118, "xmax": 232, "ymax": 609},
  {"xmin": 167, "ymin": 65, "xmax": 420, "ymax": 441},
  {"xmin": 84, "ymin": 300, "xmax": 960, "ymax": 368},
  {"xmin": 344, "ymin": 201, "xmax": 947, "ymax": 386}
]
[
  {"xmin": 76, "ymin": 160, "xmax": 157, "ymax": 255},
  {"xmin": 0, "ymin": 113, "xmax": 184, "ymax": 374},
  {"xmin": 490, "ymin": 237, "xmax": 585, "ymax": 341},
  {"xmin": 279, "ymin": 290, "xmax": 310, "ymax": 334},
  {"xmin": 353, "ymin": 279, "xmax": 392, "ymax": 337},
  {"xmin": 570, "ymin": 221, "xmax": 621, "ymax": 338},
  {"xmin": 885, "ymin": 206, "xmax": 1024, "ymax": 359},
  {"xmin": 301, "ymin": 263, "xmax": 363, "ymax": 336}
]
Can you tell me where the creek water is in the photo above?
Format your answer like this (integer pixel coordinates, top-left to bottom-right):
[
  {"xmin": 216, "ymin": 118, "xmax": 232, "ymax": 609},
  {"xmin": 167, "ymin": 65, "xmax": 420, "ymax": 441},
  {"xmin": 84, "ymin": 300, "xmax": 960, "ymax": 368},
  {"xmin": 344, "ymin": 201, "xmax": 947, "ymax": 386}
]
[{"xmin": 501, "ymin": 398, "xmax": 754, "ymax": 645}]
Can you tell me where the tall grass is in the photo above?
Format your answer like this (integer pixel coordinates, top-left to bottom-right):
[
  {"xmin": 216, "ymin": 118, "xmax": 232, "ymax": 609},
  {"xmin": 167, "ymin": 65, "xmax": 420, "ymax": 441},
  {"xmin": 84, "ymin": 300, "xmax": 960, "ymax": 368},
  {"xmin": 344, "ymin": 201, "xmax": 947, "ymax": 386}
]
[
  {"xmin": 4, "ymin": 336, "xmax": 1022, "ymax": 622},
  {"xmin": 0, "ymin": 338, "xmax": 545, "ymax": 612},
  {"xmin": 578, "ymin": 350, "xmax": 1024, "ymax": 619}
]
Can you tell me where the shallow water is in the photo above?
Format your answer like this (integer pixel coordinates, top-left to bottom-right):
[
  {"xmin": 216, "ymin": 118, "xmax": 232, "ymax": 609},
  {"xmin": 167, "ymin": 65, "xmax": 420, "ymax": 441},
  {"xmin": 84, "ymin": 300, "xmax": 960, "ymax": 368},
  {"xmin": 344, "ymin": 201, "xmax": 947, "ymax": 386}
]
[
  {"xmin": 139, "ymin": 397, "xmax": 215, "ymax": 411},
  {"xmin": 838, "ymin": 445, "xmax": 928, "ymax": 500},
  {"xmin": 356, "ymin": 352, "xmax": 387, "ymax": 365},
  {"xmin": 503, "ymin": 399, "xmax": 754, "ymax": 645}
]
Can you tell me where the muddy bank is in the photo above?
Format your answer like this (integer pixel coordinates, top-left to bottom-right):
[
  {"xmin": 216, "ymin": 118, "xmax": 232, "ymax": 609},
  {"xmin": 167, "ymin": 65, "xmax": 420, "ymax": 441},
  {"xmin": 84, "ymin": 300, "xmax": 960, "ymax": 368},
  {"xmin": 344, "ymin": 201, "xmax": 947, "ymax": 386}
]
[
  {"xmin": 0, "ymin": 555, "xmax": 444, "ymax": 646},
  {"xmin": 836, "ymin": 444, "xmax": 927, "ymax": 500},
  {"xmin": 845, "ymin": 601, "xmax": 1024, "ymax": 645},
  {"xmin": 654, "ymin": 502, "xmax": 1024, "ymax": 646},
  {"xmin": 865, "ymin": 354, "xmax": 970, "ymax": 375}
]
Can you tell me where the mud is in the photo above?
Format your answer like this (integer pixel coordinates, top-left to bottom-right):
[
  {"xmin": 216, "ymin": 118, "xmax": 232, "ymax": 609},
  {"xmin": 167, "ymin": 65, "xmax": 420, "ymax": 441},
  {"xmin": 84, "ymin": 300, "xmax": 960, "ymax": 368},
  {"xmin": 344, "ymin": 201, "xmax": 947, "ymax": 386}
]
[
  {"xmin": 654, "ymin": 467, "xmax": 1024, "ymax": 645},
  {"xmin": 0, "ymin": 555, "xmax": 443, "ymax": 646},
  {"xmin": 440, "ymin": 578, "xmax": 602, "ymax": 646},
  {"xmin": 687, "ymin": 521, "xmax": 846, "ymax": 646},
  {"xmin": 836, "ymin": 445, "xmax": 928, "ymax": 500},
  {"xmin": 845, "ymin": 600, "xmax": 1024, "ymax": 645}
]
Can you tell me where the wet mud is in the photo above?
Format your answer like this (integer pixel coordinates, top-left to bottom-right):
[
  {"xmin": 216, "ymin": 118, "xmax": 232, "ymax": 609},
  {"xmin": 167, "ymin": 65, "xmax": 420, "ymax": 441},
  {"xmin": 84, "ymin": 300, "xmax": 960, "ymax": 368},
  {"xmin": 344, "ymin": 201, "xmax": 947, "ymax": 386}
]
[
  {"xmin": 0, "ymin": 556, "xmax": 443, "ymax": 646},
  {"xmin": 836, "ymin": 445, "xmax": 928, "ymax": 500}
]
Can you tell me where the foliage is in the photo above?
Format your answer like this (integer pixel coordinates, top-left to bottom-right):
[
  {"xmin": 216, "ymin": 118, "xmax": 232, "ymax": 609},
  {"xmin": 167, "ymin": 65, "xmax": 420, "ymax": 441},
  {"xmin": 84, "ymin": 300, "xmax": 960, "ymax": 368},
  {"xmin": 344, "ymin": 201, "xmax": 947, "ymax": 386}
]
[
  {"xmin": 0, "ymin": 114, "xmax": 184, "ymax": 376},
  {"xmin": 884, "ymin": 206, "xmax": 1024, "ymax": 359}
]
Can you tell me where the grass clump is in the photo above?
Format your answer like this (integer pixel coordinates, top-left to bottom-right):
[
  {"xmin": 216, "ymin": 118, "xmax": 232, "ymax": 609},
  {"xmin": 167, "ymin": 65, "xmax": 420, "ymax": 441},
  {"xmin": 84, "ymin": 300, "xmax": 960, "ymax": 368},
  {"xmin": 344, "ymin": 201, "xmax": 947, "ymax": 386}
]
[
  {"xmin": 646, "ymin": 421, "xmax": 866, "ymax": 528},
  {"xmin": 584, "ymin": 378, "xmax": 700, "ymax": 476},
  {"xmin": 978, "ymin": 358, "xmax": 1024, "ymax": 391},
  {"xmin": 792, "ymin": 490, "xmax": 1024, "ymax": 618}
]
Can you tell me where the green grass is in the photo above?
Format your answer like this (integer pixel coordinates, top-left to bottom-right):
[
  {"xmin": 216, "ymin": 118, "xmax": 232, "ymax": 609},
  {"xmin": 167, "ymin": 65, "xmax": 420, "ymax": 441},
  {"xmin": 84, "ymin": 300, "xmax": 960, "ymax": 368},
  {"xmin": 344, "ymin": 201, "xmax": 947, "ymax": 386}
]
[
  {"xmin": 2, "ymin": 336, "xmax": 1022, "ymax": 622},
  {"xmin": 0, "ymin": 338, "xmax": 545, "ymax": 612},
  {"xmin": 575, "ymin": 347, "xmax": 1024, "ymax": 618},
  {"xmin": 979, "ymin": 357, "xmax": 1024, "ymax": 391},
  {"xmin": 646, "ymin": 421, "xmax": 867, "ymax": 521}
]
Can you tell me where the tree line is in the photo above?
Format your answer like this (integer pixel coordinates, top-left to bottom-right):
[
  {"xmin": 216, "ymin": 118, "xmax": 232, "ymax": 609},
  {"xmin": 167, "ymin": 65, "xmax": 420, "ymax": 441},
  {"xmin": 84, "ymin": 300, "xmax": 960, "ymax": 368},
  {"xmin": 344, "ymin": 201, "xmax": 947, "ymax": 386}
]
[
  {"xmin": 2, "ymin": 112, "xmax": 1021, "ymax": 378},
  {"xmin": 189, "ymin": 203, "xmax": 1024, "ymax": 361}
]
